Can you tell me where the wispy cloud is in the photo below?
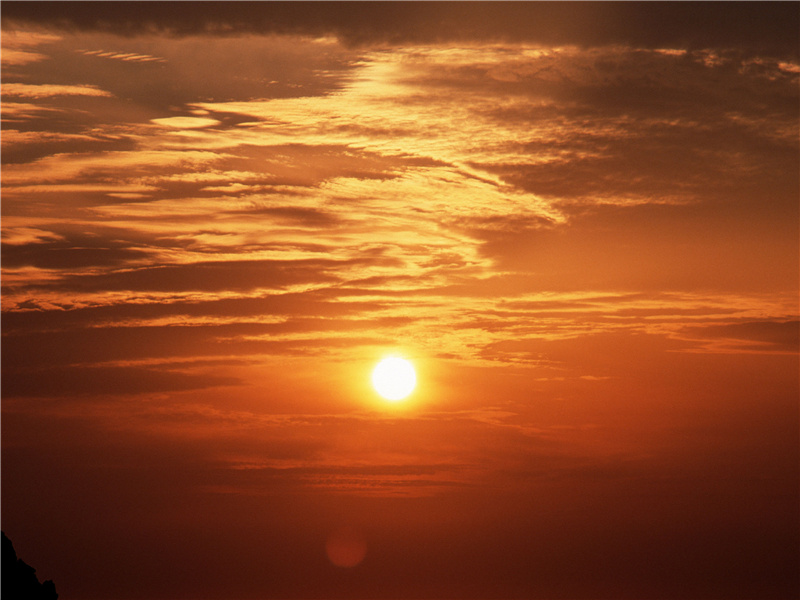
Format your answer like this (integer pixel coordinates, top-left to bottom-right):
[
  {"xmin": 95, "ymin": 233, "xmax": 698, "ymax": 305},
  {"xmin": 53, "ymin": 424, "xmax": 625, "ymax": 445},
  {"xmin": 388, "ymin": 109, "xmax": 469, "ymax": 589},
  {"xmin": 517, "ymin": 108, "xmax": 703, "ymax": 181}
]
[
  {"xmin": 78, "ymin": 48, "xmax": 166, "ymax": 63},
  {"xmin": 2, "ymin": 82, "xmax": 114, "ymax": 98}
]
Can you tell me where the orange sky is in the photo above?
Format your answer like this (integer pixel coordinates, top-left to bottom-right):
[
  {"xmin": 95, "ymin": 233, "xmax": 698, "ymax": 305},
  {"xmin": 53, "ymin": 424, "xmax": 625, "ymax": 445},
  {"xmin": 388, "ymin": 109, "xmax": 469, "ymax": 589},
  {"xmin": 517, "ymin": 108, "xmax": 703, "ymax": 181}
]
[{"xmin": 2, "ymin": 3, "xmax": 798, "ymax": 599}]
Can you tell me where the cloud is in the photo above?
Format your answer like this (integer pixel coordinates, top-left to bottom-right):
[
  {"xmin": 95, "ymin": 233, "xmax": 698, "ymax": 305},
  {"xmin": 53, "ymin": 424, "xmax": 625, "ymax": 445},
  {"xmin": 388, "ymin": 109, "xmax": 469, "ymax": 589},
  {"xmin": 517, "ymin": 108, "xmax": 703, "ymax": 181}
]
[
  {"xmin": 1, "ymin": 11, "xmax": 796, "ymax": 496},
  {"xmin": 1, "ymin": 12, "xmax": 797, "ymax": 600},
  {"xmin": 1, "ymin": 232, "xmax": 153, "ymax": 269},
  {"xmin": 1, "ymin": 129, "xmax": 123, "ymax": 148},
  {"xmin": 1, "ymin": 364, "xmax": 240, "ymax": 398},
  {"xmin": 681, "ymin": 319, "xmax": 800, "ymax": 353},
  {"xmin": 1, "ymin": 48, "xmax": 48, "ymax": 66},
  {"xmin": 151, "ymin": 116, "xmax": 221, "ymax": 129},
  {"xmin": 1, "ymin": 83, "xmax": 113, "ymax": 98},
  {"xmin": 78, "ymin": 48, "xmax": 166, "ymax": 63},
  {"xmin": 1, "ymin": 149, "xmax": 225, "ymax": 200},
  {"xmin": 0, "ymin": 102, "xmax": 64, "ymax": 122},
  {"xmin": 30, "ymin": 258, "xmax": 350, "ymax": 293},
  {"xmin": 1, "ymin": 227, "xmax": 65, "ymax": 246},
  {"xmin": 0, "ymin": 29, "xmax": 60, "ymax": 66},
  {"xmin": 3, "ymin": 3, "xmax": 797, "ymax": 58}
]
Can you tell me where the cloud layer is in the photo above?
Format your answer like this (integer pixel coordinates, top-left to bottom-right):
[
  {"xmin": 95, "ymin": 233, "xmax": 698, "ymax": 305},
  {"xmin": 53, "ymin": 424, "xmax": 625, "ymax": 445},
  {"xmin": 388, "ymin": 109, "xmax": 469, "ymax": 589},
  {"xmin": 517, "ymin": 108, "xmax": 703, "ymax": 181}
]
[{"xmin": 2, "ymin": 6, "xmax": 798, "ymax": 600}]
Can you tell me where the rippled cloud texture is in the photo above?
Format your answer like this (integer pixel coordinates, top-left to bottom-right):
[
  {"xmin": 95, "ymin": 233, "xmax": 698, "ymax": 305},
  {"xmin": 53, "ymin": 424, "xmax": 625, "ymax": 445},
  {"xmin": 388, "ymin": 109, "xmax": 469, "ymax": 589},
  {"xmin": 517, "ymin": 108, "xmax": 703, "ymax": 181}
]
[{"xmin": 2, "ymin": 3, "xmax": 798, "ymax": 599}]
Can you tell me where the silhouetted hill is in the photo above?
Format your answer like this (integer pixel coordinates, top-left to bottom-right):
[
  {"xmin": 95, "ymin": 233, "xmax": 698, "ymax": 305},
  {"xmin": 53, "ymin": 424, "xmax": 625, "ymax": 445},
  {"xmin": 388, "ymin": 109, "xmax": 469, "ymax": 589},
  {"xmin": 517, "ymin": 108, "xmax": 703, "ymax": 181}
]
[{"xmin": 2, "ymin": 531, "xmax": 58, "ymax": 600}]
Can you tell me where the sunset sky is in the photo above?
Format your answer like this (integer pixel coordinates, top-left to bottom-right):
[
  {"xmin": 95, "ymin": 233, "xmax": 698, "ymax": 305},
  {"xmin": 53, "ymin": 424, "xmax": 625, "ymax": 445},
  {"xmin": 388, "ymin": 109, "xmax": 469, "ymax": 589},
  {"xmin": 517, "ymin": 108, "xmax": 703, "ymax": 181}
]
[{"xmin": 2, "ymin": 3, "xmax": 798, "ymax": 599}]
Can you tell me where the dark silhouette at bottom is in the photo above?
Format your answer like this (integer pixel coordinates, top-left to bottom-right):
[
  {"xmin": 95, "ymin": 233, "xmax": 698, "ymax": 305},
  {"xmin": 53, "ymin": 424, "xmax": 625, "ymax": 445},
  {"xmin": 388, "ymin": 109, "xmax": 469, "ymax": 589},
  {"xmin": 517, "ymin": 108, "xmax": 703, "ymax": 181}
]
[{"xmin": 2, "ymin": 531, "xmax": 58, "ymax": 600}]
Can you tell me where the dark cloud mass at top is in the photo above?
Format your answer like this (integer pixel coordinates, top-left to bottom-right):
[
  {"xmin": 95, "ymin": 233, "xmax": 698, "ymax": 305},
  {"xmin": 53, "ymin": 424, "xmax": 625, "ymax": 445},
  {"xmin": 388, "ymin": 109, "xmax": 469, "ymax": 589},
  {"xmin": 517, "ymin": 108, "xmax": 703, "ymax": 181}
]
[{"xmin": 3, "ymin": 1, "xmax": 799, "ymax": 57}]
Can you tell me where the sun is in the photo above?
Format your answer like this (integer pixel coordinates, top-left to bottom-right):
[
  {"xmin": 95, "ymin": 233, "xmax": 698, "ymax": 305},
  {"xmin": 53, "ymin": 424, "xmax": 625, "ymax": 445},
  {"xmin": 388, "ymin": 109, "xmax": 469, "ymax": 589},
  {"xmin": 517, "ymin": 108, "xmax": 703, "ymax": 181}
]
[{"xmin": 372, "ymin": 356, "xmax": 416, "ymax": 401}]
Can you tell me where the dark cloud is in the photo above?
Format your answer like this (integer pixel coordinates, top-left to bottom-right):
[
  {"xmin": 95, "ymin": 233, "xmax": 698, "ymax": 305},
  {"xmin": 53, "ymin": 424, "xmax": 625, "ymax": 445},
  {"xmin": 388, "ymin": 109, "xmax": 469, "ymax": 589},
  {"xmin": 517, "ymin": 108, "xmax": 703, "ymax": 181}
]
[
  {"xmin": 0, "ymin": 288, "xmax": 390, "ymax": 335},
  {"xmin": 24, "ymin": 258, "xmax": 349, "ymax": 293},
  {"xmin": 2, "ymin": 31, "xmax": 360, "ymax": 115},
  {"xmin": 1, "ymin": 320, "xmax": 385, "ymax": 370},
  {"xmin": 685, "ymin": 319, "xmax": 800, "ymax": 350},
  {"xmin": 3, "ymin": 2, "xmax": 798, "ymax": 58},
  {"xmin": 1, "ymin": 365, "xmax": 240, "ymax": 398},
  {"xmin": 451, "ymin": 58, "xmax": 799, "ymax": 210},
  {"xmin": 1, "ymin": 234, "xmax": 152, "ymax": 269},
  {"xmin": 1, "ymin": 132, "xmax": 138, "ymax": 165},
  {"xmin": 247, "ymin": 206, "xmax": 340, "ymax": 226}
]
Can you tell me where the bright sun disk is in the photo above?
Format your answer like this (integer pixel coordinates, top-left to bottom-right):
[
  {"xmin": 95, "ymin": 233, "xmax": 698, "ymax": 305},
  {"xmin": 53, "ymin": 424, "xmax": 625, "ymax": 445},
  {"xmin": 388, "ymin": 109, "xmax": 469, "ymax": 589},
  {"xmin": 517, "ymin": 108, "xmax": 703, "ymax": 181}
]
[{"xmin": 372, "ymin": 357, "xmax": 416, "ymax": 401}]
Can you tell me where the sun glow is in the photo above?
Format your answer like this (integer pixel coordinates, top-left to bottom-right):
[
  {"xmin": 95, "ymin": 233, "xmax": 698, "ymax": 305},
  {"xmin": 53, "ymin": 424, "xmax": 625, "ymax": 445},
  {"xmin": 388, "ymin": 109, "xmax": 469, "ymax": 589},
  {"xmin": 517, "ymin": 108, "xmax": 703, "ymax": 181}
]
[{"xmin": 372, "ymin": 356, "xmax": 416, "ymax": 401}]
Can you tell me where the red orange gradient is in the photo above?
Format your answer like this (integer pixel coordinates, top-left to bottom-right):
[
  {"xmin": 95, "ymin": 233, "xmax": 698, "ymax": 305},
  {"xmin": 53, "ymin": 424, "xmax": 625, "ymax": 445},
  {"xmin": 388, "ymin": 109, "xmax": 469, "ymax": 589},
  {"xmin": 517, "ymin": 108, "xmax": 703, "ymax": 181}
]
[{"xmin": 1, "ymin": 3, "xmax": 798, "ymax": 600}]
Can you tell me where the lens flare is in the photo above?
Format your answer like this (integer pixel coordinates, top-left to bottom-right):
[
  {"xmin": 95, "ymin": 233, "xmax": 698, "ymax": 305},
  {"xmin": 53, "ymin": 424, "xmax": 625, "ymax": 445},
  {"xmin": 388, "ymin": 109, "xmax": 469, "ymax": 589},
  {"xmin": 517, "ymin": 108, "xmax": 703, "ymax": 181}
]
[{"xmin": 326, "ymin": 526, "xmax": 367, "ymax": 568}]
